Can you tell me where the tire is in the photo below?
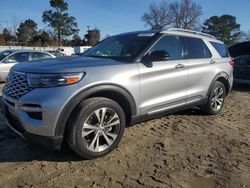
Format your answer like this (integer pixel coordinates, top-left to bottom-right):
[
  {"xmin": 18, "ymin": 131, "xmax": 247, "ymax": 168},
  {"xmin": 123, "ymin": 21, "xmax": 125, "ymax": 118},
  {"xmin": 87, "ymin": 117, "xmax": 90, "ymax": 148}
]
[
  {"xmin": 67, "ymin": 97, "xmax": 125, "ymax": 159},
  {"xmin": 201, "ymin": 81, "xmax": 226, "ymax": 115}
]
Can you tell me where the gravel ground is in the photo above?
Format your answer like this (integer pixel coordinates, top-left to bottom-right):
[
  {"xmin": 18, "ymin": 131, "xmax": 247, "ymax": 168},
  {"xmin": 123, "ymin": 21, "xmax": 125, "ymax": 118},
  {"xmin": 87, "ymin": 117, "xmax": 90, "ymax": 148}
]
[{"xmin": 0, "ymin": 83, "xmax": 250, "ymax": 188}]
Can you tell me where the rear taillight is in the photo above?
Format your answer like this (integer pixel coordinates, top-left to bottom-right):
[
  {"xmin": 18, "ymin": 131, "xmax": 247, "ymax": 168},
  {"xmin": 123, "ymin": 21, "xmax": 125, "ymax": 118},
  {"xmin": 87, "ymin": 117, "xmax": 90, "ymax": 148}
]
[{"xmin": 229, "ymin": 59, "xmax": 235, "ymax": 68}]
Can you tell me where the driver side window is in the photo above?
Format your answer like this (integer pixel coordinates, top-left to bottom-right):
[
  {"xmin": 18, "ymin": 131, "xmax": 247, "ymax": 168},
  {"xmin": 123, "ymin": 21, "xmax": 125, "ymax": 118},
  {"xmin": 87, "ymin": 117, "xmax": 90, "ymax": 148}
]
[{"xmin": 149, "ymin": 35, "xmax": 184, "ymax": 60}]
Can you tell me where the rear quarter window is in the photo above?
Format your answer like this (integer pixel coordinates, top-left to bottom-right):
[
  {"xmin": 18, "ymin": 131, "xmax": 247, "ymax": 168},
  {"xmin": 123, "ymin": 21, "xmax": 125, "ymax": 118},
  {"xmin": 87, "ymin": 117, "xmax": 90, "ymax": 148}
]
[
  {"xmin": 183, "ymin": 37, "xmax": 212, "ymax": 59},
  {"xmin": 210, "ymin": 42, "xmax": 229, "ymax": 58}
]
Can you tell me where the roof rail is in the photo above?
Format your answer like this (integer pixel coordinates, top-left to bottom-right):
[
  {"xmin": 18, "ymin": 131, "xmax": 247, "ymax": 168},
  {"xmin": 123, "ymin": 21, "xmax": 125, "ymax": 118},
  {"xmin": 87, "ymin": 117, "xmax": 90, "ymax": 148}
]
[{"xmin": 165, "ymin": 28, "xmax": 216, "ymax": 39}]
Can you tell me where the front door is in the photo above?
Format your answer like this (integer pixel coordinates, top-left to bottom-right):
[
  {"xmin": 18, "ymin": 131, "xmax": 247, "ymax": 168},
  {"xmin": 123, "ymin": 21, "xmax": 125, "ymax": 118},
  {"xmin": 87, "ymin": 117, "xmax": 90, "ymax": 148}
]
[{"xmin": 138, "ymin": 35, "xmax": 188, "ymax": 115}]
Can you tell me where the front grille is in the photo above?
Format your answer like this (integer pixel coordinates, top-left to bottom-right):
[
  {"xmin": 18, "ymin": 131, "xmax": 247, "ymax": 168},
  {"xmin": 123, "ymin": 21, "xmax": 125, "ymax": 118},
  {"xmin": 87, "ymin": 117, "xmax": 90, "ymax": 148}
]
[{"xmin": 3, "ymin": 70, "xmax": 32, "ymax": 99}]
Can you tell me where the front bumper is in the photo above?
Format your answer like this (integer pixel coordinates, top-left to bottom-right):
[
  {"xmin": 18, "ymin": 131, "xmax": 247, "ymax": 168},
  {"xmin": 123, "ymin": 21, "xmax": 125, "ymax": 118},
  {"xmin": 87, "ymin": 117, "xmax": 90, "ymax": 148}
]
[
  {"xmin": 2, "ymin": 101, "xmax": 63, "ymax": 150},
  {"xmin": 1, "ymin": 83, "xmax": 81, "ymax": 149},
  {"xmin": 2, "ymin": 83, "xmax": 81, "ymax": 137}
]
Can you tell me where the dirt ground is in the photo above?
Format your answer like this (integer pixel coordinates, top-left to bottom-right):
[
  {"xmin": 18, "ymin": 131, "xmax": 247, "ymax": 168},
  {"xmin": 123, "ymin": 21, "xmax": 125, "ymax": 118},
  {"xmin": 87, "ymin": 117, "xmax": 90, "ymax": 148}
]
[{"xmin": 0, "ymin": 83, "xmax": 250, "ymax": 188}]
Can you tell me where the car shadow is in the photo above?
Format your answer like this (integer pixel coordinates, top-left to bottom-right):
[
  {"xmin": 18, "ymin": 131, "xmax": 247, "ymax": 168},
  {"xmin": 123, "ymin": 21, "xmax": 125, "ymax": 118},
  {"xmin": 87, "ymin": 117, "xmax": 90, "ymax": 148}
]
[
  {"xmin": 174, "ymin": 107, "xmax": 206, "ymax": 116},
  {"xmin": 0, "ymin": 127, "xmax": 83, "ymax": 163}
]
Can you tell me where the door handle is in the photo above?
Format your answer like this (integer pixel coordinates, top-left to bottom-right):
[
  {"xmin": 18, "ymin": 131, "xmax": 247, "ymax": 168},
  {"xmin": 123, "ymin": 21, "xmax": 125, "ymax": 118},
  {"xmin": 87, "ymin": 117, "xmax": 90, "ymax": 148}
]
[
  {"xmin": 175, "ymin": 64, "xmax": 185, "ymax": 69},
  {"xmin": 210, "ymin": 60, "xmax": 216, "ymax": 64}
]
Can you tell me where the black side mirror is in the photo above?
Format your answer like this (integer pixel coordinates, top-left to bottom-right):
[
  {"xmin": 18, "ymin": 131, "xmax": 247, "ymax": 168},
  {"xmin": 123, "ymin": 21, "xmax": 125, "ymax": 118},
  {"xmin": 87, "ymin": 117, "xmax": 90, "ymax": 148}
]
[
  {"xmin": 142, "ymin": 50, "xmax": 170, "ymax": 63},
  {"xmin": 150, "ymin": 50, "xmax": 170, "ymax": 61}
]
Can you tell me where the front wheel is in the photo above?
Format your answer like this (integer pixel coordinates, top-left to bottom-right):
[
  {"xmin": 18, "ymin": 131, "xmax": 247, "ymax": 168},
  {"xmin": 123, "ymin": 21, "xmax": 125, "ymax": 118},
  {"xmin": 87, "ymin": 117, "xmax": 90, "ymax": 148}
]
[
  {"xmin": 201, "ymin": 81, "xmax": 226, "ymax": 115},
  {"xmin": 67, "ymin": 97, "xmax": 126, "ymax": 159}
]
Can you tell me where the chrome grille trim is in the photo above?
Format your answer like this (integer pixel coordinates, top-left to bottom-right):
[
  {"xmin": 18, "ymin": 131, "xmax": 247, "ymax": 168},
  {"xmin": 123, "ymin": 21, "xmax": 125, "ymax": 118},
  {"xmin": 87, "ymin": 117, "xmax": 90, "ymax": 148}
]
[{"xmin": 3, "ymin": 70, "xmax": 32, "ymax": 99}]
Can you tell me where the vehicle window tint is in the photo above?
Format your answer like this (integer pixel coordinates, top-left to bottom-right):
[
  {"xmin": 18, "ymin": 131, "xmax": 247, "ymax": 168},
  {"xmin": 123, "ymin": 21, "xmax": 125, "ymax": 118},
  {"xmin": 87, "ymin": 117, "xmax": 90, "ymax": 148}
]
[
  {"xmin": 149, "ymin": 35, "xmax": 183, "ymax": 60},
  {"xmin": 184, "ymin": 37, "xmax": 212, "ymax": 59},
  {"xmin": 102, "ymin": 41, "xmax": 123, "ymax": 57},
  {"xmin": 0, "ymin": 51, "xmax": 12, "ymax": 61},
  {"xmin": 8, "ymin": 52, "xmax": 30, "ymax": 63},
  {"xmin": 210, "ymin": 42, "xmax": 229, "ymax": 57},
  {"xmin": 234, "ymin": 55, "xmax": 250, "ymax": 66},
  {"xmin": 83, "ymin": 34, "xmax": 154, "ymax": 62},
  {"xmin": 31, "ymin": 52, "xmax": 52, "ymax": 61}
]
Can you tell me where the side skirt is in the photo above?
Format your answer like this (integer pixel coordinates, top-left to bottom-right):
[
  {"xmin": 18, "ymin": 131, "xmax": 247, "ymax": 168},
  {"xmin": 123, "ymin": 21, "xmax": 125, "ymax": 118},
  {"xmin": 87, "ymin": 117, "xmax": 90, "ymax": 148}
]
[{"xmin": 130, "ymin": 97, "xmax": 208, "ymax": 125}]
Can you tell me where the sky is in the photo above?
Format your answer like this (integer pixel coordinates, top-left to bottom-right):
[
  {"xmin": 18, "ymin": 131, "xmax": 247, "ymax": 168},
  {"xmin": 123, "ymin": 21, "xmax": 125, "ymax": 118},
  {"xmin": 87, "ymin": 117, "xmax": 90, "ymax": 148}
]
[{"xmin": 0, "ymin": 0, "xmax": 250, "ymax": 38}]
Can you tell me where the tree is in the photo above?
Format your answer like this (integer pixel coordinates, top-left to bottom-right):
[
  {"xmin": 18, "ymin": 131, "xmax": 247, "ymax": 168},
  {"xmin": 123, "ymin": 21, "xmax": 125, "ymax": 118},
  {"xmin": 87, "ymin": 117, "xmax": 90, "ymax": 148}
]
[
  {"xmin": 239, "ymin": 30, "xmax": 250, "ymax": 42},
  {"xmin": 142, "ymin": 1, "xmax": 171, "ymax": 29},
  {"xmin": 2, "ymin": 28, "xmax": 16, "ymax": 45},
  {"xmin": 16, "ymin": 19, "xmax": 38, "ymax": 46},
  {"xmin": 42, "ymin": 0, "xmax": 79, "ymax": 46},
  {"xmin": 71, "ymin": 34, "xmax": 82, "ymax": 46},
  {"xmin": 0, "ymin": 35, "xmax": 5, "ymax": 45},
  {"xmin": 202, "ymin": 15, "xmax": 241, "ymax": 46},
  {"xmin": 84, "ymin": 29, "xmax": 100, "ymax": 46},
  {"xmin": 32, "ymin": 30, "xmax": 51, "ymax": 47},
  {"xmin": 142, "ymin": 0, "xmax": 203, "ymax": 30},
  {"xmin": 169, "ymin": 0, "xmax": 203, "ymax": 29}
]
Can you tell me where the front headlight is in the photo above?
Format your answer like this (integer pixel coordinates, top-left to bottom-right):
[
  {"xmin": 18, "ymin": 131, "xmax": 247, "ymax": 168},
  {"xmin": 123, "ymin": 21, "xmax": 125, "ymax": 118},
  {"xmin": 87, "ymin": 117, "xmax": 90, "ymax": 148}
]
[{"xmin": 27, "ymin": 72, "xmax": 85, "ymax": 88}]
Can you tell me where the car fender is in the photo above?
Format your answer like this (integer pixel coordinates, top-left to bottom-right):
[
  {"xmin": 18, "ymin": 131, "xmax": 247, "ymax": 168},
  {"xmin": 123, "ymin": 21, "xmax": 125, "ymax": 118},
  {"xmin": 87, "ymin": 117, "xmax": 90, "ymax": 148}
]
[{"xmin": 54, "ymin": 84, "xmax": 137, "ymax": 137}]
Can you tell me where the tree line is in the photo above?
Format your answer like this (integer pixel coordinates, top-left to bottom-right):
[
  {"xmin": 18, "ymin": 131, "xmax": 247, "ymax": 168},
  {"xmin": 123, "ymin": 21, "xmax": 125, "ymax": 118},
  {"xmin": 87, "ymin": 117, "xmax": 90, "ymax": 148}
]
[
  {"xmin": 142, "ymin": 0, "xmax": 249, "ymax": 46},
  {"xmin": 0, "ymin": 0, "xmax": 249, "ymax": 47},
  {"xmin": 0, "ymin": 0, "xmax": 100, "ymax": 47}
]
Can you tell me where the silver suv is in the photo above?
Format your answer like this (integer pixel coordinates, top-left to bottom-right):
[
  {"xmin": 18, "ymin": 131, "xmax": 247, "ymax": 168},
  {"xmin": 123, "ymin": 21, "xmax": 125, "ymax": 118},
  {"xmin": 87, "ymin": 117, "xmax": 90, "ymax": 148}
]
[{"xmin": 2, "ymin": 29, "xmax": 233, "ymax": 159}]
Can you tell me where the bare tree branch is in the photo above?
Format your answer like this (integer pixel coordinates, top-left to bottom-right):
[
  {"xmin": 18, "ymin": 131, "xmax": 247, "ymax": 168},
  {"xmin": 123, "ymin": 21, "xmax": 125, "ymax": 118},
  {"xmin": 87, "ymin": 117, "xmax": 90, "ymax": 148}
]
[
  {"xmin": 141, "ymin": 1, "xmax": 171, "ymax": 29},
  {"xmin": 142, "ymin": 0, "xmax": 203, "ymax": 30},
  {"xmin": 169, "ymin": 0, "xmax": 203, "ymax": 29}
]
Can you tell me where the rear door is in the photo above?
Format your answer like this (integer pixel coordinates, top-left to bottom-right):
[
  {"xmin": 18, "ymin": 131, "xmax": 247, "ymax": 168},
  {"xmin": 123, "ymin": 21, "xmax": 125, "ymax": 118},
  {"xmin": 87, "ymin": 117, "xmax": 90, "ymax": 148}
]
[{"xmin": 183, "ymin": 37, "xmax": 214, "ymax": 102}]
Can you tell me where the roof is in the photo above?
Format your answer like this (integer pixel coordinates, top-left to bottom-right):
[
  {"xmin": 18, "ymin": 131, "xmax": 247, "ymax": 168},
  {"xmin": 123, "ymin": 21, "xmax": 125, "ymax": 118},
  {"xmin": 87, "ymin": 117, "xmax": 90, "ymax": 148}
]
[
  {"xmin": 114, "ymin": 28, "xmax": 222, "ymax": 43},
  {"xmin": 1, "ymin": 49, "xmax": 52, "ymax": 53},
  {"xmin": 161, "ymin": 28, "xmax": 222, "ymax": 42}
]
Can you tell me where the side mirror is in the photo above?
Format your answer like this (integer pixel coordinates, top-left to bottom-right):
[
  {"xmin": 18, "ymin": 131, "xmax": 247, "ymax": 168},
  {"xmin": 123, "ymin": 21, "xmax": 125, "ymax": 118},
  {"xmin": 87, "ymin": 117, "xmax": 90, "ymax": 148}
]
[
  {"xmin": 150, "ymin": 50, "xmax": 170, "ymax": 61},
  {"xmin": 3, "ymin": 59, "xmax": 16, "ymax": 64},
  {"xmin": 142, "ymin": 50, "xmax": 170, "ymax": 63}
]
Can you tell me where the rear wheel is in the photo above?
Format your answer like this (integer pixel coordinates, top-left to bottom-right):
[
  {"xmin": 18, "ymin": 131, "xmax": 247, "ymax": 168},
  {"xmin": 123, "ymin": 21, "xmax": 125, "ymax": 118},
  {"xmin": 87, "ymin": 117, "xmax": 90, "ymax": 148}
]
[
  {"xmin": 201, "ymin": 81, "xmax": 226, "ymax": 115},
  {"xmin": 67, "ymin": 97, "xmax": 125, "ymax": 159}
]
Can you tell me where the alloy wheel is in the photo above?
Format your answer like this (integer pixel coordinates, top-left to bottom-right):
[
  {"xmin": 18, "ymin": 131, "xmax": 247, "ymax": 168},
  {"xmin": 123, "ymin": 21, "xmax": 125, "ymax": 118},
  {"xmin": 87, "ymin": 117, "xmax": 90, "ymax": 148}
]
[
  {"xmin": 211, "ymin": 86, "xmax": 224, "ymax": 111},
  {"xmin": 82, "ymin": 107, "xmax": 121, "ymax": 152}
]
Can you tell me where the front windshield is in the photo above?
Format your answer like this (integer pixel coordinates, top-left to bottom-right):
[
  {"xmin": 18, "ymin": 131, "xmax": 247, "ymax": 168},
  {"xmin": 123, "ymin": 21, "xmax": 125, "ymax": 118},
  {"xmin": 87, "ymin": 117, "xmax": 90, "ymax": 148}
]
[
  {"xmin": 0, "ymin": 50, "xmax": 12, "ymax": 61},
  {"xmin": 82, "ymin": 33, "xmax": 156, "ymax": 62}
]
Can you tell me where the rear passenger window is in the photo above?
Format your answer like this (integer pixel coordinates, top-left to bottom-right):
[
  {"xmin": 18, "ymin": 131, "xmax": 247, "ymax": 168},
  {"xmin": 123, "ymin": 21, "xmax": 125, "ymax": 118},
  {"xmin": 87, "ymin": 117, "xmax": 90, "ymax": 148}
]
[
  {"xmin": 149, "ymin": 35, "xmax": 183, "ymax": 60},
  {"xmin": 31, "ymin": 52, "xmax": 52, "ymax": 61},
  {"xmin": 184, "ymin": 37, "xmax": 212, "ymax": 59},
  {"xmin": 210, "ymin": 42, "xmax": 229, "ymax": 57}
]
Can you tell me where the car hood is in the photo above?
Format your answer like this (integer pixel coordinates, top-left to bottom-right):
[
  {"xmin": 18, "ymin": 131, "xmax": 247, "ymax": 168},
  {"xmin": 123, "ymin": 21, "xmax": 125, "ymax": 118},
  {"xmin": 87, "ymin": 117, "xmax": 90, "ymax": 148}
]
[
  {"xmin": 12, "ymin": 56, "xmax": 127, "ymax": 73},
  {"xmin": 229, "ymin": 41, "xmax": 250, "ymax": 57}
]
